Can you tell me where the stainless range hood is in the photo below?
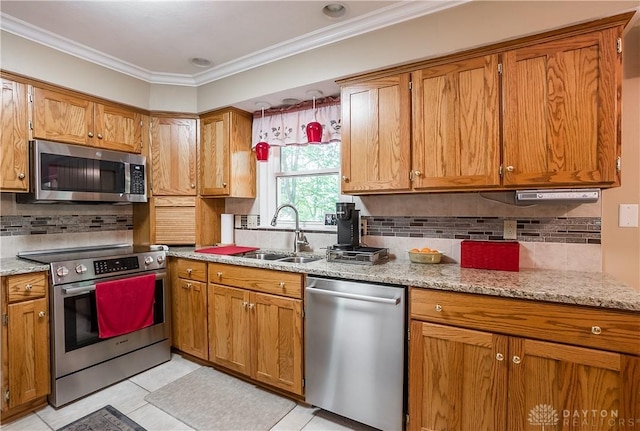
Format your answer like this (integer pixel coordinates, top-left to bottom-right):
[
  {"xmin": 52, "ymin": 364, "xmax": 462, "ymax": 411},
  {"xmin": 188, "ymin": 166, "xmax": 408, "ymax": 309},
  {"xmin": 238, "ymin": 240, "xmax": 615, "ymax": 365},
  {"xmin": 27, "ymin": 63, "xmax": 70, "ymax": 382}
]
[{"xmin": 515, "ymin": 189, "xmax": 600, "ymax": 205}]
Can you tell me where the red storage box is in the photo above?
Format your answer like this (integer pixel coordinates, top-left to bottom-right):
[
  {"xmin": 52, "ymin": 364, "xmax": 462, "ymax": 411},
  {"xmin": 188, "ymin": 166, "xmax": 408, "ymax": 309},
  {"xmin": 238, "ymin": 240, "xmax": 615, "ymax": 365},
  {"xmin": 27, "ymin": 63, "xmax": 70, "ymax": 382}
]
[{"xmin": 460, "ymin": 240, "xmax": 520, "ymax": 271}]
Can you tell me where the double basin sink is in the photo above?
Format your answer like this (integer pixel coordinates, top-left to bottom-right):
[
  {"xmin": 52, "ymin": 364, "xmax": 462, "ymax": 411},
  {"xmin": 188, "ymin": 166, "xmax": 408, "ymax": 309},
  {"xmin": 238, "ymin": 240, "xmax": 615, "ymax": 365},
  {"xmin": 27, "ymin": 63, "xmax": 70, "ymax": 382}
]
[{"xmin": 243, "ymin": 252, "xmax": 322, "ymax": 264}]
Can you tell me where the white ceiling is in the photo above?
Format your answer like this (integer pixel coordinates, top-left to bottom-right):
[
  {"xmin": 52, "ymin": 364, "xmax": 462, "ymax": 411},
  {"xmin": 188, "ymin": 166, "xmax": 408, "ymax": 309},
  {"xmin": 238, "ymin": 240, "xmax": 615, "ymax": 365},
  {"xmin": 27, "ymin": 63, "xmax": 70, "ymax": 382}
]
[{"xmin": 0, "ymin": 1, "xmax": 466, "ymax": 100}]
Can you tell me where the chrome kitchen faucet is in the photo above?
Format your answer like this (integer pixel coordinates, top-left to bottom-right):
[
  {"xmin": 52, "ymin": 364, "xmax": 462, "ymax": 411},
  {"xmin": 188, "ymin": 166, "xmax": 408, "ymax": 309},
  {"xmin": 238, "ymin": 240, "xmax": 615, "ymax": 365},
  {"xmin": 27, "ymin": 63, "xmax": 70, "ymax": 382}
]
[{"xmin": 270, "ymin": 204, "xmax": 309, "ymax": 253}]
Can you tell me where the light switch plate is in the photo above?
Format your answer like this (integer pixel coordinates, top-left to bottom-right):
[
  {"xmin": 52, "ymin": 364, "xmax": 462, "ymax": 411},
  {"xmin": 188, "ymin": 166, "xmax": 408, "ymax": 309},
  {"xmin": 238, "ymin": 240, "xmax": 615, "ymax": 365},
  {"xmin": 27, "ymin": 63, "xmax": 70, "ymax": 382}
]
[
  {"xmin": 234, "ymin": 215, "xmax": 242, "ymax": 228},
  {"xmin": 247, "ymin": 214, "xmax": 259, "ymax": 229},
  {"xmin": 619, "ymin": 204, "xmax": 639, "ymax": 228}
]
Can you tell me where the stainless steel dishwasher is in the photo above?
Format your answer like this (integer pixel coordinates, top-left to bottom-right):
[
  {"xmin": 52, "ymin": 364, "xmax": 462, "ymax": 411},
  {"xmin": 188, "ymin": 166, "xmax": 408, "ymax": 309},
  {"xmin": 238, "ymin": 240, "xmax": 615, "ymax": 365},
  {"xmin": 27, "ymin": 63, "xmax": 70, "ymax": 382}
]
[{"xmin": 305, "ymin": 276, "xmax": 406, "ymax": 431}]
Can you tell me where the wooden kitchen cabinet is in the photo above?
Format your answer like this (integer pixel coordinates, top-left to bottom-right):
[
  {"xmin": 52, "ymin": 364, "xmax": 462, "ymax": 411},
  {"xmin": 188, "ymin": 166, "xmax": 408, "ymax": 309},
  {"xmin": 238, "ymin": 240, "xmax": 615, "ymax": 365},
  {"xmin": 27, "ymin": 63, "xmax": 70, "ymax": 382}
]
[
  {"xmin": 1, "ymin": 272, "xmax": 50, "ymax": 422},
  {"xmin": 408, "ymin": 288, "xmax": 640, "ymax": 431},
  {"xmin": 502, "ymin": 27, "xmax": 622, "ymax": 188},
  {"xmin": 412, "ymin": 54, "xmax": 501, "ymax": 190},
  {"xmin": 340, "ymin": 74, "xmax": 412, "ymax": 193},
  {"xmin": 170, "ymin": 259, "xmax": 208, "ymax": 359},
  {"xmin": 199, "ymin": 108, "xmax": 255, "ymax": 198},
  {"xmin": 0, "ymin": 78, "xmax": 29, "ymax": 192},
  {"xmin": 150, "ymin": 116, "xmax": 198, "ymax": 196},
  {"xmin": 208, "ymin": 263, "xmax": 304, "ymax": 396},
  {"xmin": 31, "ymin": 86, "xmax": 143, "ymax": 153}
]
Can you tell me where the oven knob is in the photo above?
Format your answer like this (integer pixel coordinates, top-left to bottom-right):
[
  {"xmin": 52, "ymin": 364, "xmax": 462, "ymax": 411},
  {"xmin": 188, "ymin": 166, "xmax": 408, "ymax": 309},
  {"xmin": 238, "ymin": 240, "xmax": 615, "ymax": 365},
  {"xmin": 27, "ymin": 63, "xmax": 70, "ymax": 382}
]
[
  {"xmin": 157, "ymin": 256, "xmax": 165, "ymax": 264},
  {"xmin": 144, "ymin": 256, "xmax": 154, "ymax": 266},
  {"xmin": 56, "ymin": 266, "xmax": 69, "ymax": 278},
  {"xmin": 75, "ymin": 264, "xmax": 88, "ymax": 274}
]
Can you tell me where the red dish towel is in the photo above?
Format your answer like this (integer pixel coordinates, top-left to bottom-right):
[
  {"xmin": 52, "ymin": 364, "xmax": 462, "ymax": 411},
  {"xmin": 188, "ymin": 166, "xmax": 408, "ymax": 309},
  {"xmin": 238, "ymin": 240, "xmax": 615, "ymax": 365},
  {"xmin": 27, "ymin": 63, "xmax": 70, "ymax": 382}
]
[{"xmin": 95, "ymin": 273, "xmax": 156, "ymax": 339}]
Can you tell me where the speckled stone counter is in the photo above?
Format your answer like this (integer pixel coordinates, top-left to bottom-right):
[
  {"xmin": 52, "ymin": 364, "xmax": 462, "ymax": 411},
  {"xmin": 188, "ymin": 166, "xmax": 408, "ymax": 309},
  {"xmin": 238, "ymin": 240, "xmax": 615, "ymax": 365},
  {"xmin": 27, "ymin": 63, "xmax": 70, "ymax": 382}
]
[
  {"xmin": 168, "ymin": 247, "xmax": 640, "ymax": 312},
  {"xmin": 0, "ymin": 258, "xmax": 49, "ymax": 276}
]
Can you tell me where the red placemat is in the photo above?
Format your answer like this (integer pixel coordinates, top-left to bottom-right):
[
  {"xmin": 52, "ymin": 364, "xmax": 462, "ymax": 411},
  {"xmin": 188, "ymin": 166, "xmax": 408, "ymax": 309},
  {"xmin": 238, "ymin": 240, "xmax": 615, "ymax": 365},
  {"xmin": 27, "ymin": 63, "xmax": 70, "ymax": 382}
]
[{"xmin": 195, "ymin": 246, "xmax": 259, "ymax": 255}]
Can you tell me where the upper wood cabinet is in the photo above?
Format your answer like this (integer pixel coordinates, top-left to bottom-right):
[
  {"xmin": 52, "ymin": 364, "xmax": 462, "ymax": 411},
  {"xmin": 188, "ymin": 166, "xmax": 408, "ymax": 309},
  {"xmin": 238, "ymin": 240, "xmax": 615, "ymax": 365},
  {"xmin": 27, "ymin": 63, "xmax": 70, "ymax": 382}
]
[
  {"xmin": 0, "ymin": 79, "xmax": 29, "ymax": 192},
  {"xmin": 31, "ymin": 87, "xmax": 142, "ymax": 153},
  {"xmin": 199, "ymin": 108, "xmax": 255, "ymax": 197},
  {"xmin": 150, "ymin": 116, "xmax": 197, "ymax": 196},
  {"xmin": 340, "ymin": 74, "xmax": 412, "ymax": 193},
  {"xmin": 502, "ymin": 27, "xmax": 621, "ymax": 188},
  {"xmin": 412, "ymin": 54, "xmax": 501, "ymax": 190}
]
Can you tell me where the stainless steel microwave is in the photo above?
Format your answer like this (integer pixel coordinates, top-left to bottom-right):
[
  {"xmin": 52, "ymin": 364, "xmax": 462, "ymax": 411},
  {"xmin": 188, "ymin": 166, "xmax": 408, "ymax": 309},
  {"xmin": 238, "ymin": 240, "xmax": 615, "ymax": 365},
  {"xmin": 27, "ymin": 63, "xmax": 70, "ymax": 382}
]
[{"xmin": 20, "ymin": 140, "xmax": 147, "ymax": 203}]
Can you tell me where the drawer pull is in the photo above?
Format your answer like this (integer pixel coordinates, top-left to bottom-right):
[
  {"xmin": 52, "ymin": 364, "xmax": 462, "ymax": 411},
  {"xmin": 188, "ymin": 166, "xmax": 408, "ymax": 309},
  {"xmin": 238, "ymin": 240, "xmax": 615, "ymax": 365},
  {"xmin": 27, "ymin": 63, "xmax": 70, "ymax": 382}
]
[
  {"xmin": 216, "ymin": 271, "xmax": 223, "ymax": 278},
  {"xmin": 186, "ymin": 268, "xmax": 192, "ymax": 275},
  {"xmin": 248, "ymin": 303, "xmax": 255, "ymax": 310},
  {"xmin": 496, "ymin": 353, "xmax": 504, "ymax": 361},
  {"xmin": 591, "ymin": 326, "xmax": 602, "ymax": 335},
  {"xmin": 435, "ymin": 304, "xmax": 443, "ymax": 312},
  {"xmin": 242, "ymin": 301, "xmax": 248, "ymax": 309},
  {"xmin": 512, "ymin": 355, "xmax": 521, "ymax": 364},
  {"xmin": 38, "ymin": 311, "xmax": 45, "ymax": 318},
  {"xmin": 24, "ymin": 283, "xmax": 33, "ymax": 291},
  {"xmin": 279, "ymin": 282, "xmax": 285, "ymax": 288}
]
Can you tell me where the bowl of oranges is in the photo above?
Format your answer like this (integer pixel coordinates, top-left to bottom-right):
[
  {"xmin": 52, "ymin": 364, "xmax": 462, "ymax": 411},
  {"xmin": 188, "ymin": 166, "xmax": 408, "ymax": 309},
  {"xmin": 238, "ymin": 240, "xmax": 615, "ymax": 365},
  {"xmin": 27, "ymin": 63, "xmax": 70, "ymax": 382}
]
[{"xmin": 408, "ymin": 247, "xmax": 443, "ymax": 264}]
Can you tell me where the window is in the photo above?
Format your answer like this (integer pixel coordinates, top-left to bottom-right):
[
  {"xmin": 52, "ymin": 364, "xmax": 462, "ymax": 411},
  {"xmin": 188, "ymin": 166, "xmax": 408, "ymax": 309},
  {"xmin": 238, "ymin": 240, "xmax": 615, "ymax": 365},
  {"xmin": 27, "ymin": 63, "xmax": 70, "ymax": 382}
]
[{"xmin": 262, "ymin": 142, "xmax": 340, "ymax": 228}]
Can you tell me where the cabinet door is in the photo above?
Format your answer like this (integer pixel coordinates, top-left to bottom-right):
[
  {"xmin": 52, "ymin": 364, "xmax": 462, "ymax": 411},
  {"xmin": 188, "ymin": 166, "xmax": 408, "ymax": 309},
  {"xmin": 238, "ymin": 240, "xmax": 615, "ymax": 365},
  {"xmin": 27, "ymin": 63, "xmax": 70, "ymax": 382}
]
[
  {"xmin": 1, "ymin": 79, "xmax": 29, "ymax": 192},
  {"xmin": 341, "ymin": 74, "xmax": 412, "ymax": 193},
  {"xmin": 208, "ymin": 284, "xmax": 251, "ymax": 375},
  {"xmin": 6, "ymin": 298, "xmax": 50, "ymax": 409},
  {"xmin": 94, "ymin": 104, "xmax": 142, "ymax": 153},
  {"xmin": 200, "ymin": 111, "xmax": 230, "ymax": 196},
  {"xmin": 252, "ymin": 292, "xmax": 303, "ymax": 395},
  {"xmin": 508, "ymin": 338, "xmax": 639, "ymax": 431},
  {"xmin": 408, "ymin": 321, "xmax": 508, "ymax": 431},
  {"xmin": 150, "ymin": 117, "xmax": 197, "ymax": 195},
  {"xmin": 173, "ymin": 278, "xmax": 208, "ymax": 359},
  {"xmin": 412, "ymin": 55, "xmax": 500, "ymax": 190},
  {"xmin": 502, "ymin": 28, "xmax": 621, "ymax": 187},
  {"xmin": 31, "ymin": 87, "xmax": 93, "ymax": 145}
]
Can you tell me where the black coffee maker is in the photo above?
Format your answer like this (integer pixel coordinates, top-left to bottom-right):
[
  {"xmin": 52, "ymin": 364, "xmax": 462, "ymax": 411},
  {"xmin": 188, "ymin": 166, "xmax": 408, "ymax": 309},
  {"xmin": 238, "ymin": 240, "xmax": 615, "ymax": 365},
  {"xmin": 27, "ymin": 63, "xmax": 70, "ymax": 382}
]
[{"xmin": 335, "ymin": 202, "xmax": 360, "ymax": 250}]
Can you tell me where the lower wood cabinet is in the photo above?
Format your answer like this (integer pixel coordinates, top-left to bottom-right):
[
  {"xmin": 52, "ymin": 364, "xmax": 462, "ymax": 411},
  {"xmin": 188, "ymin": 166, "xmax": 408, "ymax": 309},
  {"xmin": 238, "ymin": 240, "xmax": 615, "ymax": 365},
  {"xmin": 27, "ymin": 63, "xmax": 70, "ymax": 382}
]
[
  {"xmin": 409, "ymin": 289, "xmax": 640, "ymax": 431},
  {"xmin": 1, "ymin": 272, "xmax": 50, "ymax": 422},
  {"xmin": 170, "ymin": 259, "xmax": 208, "ymax": 360},
  {"xmin": 208, "ymin": 264, "xmax": 304, "ymax": 396}
]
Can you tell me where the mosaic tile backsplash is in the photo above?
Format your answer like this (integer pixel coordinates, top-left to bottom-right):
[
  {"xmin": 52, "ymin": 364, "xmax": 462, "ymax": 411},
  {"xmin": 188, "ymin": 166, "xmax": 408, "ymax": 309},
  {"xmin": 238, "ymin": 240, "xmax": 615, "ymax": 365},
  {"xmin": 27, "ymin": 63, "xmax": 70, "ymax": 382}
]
[{"xmin": 1, "ymin": 214, "xmax": 133, "ymax": 236}]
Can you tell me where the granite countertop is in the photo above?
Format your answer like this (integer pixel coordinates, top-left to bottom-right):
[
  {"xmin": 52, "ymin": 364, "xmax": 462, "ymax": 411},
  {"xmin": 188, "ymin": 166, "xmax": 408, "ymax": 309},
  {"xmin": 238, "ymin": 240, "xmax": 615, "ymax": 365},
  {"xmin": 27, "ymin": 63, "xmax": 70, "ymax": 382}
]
[
  {"xmin": 2, "ymin": 248, "xmax": 639, "ymax": 312},
  {"xmin": 168, "ymin": 247, "xmax": 640, "ymax": 312}
]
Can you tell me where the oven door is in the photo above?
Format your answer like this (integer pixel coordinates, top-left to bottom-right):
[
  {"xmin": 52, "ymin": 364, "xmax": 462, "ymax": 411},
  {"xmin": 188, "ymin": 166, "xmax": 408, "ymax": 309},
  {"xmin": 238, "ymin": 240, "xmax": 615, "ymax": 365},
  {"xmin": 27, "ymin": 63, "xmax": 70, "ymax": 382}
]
[{"xmin": 51, "ymin": 270, "xmax": 169, "ymax": 379}]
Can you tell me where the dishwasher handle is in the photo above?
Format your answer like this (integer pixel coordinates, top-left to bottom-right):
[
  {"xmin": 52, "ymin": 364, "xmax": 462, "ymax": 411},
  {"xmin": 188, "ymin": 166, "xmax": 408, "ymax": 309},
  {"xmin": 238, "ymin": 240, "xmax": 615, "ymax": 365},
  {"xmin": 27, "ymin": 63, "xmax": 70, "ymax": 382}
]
[{"xmin": 306, "ymin": 286, "xmax": 401, "ymax": 305}]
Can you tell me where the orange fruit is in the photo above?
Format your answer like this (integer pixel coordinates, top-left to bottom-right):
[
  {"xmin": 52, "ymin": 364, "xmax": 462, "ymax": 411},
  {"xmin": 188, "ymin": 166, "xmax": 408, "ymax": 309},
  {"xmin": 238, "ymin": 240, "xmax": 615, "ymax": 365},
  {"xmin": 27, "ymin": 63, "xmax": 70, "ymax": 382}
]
[
  {"xmin": 410, "ymin": 248, "xmax": 420, "ymax": 253},
  {"xmin": 420, "ymin": 247, "xmax": 432, "ymax": 253}
]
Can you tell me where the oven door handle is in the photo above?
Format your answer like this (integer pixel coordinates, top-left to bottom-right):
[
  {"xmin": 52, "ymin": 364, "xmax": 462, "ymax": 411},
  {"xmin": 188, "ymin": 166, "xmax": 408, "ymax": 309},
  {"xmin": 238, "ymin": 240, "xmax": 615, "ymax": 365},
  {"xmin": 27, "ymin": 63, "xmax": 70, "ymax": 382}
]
[{"xmin": 62, "ymin": 285, "xmax": 96, "ymax": 296}]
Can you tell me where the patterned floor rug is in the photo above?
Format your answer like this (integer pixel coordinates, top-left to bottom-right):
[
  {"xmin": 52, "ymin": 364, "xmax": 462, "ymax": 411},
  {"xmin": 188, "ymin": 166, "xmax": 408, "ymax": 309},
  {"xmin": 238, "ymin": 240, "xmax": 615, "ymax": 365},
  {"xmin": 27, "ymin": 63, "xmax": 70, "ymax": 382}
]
[
  {"xmin": 145, "ymin": 366, "xmax": 297, "ymax": 431},
  {"xmin": 56, "ymin": 405, "xmax": 146, "ymax": 431}
]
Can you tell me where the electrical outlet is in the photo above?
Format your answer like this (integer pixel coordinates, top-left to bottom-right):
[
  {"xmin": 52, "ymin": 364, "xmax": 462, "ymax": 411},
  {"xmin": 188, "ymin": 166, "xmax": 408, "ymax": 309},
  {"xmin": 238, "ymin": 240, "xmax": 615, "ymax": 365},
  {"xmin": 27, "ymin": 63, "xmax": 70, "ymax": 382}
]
[
  {"xmin": 503, "ymin": 220, "xmax": 517, "ymax": 240},
  {"xmin": 247, "ymin": 215, "xmax": 259, "ymax": 229},
  {"xmin": 234, "ymin": 215, "xmax": 242, "ymax": 228}
]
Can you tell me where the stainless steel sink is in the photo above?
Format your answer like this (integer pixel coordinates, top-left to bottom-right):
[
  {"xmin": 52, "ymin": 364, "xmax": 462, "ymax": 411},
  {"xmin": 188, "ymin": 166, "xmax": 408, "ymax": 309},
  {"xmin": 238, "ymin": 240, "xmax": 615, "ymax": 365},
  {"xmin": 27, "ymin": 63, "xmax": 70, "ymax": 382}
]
[
  {"xmin": 243, "ymin": 253, "xmax": 289, "ymax": 260},
  {"xmin": 277, "ymin": 256, "xmax": 322, "ymax": 263}
]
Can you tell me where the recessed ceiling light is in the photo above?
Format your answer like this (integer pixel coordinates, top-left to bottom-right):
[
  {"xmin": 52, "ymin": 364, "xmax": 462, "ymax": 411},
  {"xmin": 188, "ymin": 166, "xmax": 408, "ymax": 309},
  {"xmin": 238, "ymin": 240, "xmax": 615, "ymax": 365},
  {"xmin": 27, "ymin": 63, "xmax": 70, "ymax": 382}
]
[
  {"xmin": 322, "ymin": 3, "xmax": 347, "ymax": 19},
  {"xmin": 189, "ymin": 57, "xmax": 213, "ymax": 68}
]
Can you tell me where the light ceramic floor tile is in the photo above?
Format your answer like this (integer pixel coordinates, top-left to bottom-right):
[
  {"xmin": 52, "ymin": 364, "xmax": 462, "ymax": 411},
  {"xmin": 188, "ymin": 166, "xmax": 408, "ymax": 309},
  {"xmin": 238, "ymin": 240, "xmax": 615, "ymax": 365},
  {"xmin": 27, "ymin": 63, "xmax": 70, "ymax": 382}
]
[
  {"xmin": 270, "ymin": 404, "xmax": 319, "ymax": 431},
  {"xmin": 36, "ymin": 380, "xmax": 149, "ymax": 430},
  {"xmin": 302, "ymin": 410, "xmax": 379, "ymax": 431},
  {"xmin": 127, "ymin": 403, "xmax": 194, "ymax": 431},
  {"xmin": 0, "ymin": 413, "xmax": 51, "ymax": 431},
  {"xmin": 129, "ymin": 353, "xmax": 202, "ymax": 392}
]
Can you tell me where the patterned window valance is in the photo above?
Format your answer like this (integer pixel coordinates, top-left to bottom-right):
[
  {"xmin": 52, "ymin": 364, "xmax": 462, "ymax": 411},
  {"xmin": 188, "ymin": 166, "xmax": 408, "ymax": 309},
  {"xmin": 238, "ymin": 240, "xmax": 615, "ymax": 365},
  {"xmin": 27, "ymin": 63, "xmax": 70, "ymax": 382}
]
[{"xmin": 251, "ymin": 97, "xmax": 341, "ymax": 147}]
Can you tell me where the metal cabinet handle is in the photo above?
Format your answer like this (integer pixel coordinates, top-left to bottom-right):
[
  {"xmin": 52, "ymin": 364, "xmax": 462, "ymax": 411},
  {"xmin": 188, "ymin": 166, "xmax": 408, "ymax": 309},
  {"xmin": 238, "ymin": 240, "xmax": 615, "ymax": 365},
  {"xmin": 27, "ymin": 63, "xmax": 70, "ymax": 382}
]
[
  {"xmin": 38, "ymin": 311, "xmax": 45, "ymax": 318},
  {"xmin": 248, "ymin": 303, "xmax": 255, "ymax": 310},
  {"xmin": 242, "ymin": 301, "xmax": 248, "ymax": 309},
  {"xmin": 506, "ymin": 165, "xmax": 515, "ymax": 172},
  {"xmin": 512, "ymin": 355, "xmax": 521, "ymax": 364},
  {"xmin": 24, "ymin": 283, "xmax": 33, "ymax": 291},
  {"xmin": 591, "ymin": 326, "xmax": 602, "ymax": 335},
  {"xmin": 435, "ymin": 304, "xmax": 442, "ymax": 312},
  {"xmin": 186, "ymin": 268, "xmax": 192, "ymax": 275},
  {"xmin": 18, "ymin": 173, "xmax": 25, "ymax": 180},
  {"xmin": 279, "ymin": 281, "xmax": 285, "ymax": 288},
  {"xmin": 222, "ymin": 182, "xmax": 227, "ymax": 187},
  {"xmin": 342, "ymin": 176, "xmax": 350, "ymax": 183},
  {"xmin": 216, "ymin": 271, "xmax": 223, "ymax": 278},
  {"xmin": 88, "ymin": 132, "xmax": 94, "ymax": 138},
  {"xmin": 306, "ymin": 286, "xmax": 401, "ymax": 305},
  {"xmin": 97, "ymin": 133, "xmax": 103, "ymax": 139},
  {"xmin": 191, "ymin": 183, "xmax": 195, "ymax": 188},
  {"xmin": 187, "ymin": 282, "xmax": 192, "ymax": 289},
  {"xmin": 496, "ymin": 353, "xmax": 504, "ymax": 361}
]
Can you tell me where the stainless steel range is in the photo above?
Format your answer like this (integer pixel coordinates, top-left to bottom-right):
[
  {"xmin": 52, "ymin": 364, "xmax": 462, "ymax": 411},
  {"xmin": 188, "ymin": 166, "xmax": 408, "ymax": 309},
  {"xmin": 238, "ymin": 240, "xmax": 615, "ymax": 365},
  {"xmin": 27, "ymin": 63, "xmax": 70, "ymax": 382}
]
[{"xmin": 18, "ymin": 244, "xmax": 171, "ymax": 407}]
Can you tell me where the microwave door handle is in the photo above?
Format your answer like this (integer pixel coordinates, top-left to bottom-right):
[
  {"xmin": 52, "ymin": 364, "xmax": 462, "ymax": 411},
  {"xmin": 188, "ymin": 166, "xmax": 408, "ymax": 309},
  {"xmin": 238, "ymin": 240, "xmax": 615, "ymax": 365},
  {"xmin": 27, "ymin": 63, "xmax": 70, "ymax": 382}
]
[
  {"xmin": 62, "ymin": 285, "xmax": 96, "ymax": 296},
  {"xmin": 124, "ymin": 162, "xmax": 131, "ymax": 194}
]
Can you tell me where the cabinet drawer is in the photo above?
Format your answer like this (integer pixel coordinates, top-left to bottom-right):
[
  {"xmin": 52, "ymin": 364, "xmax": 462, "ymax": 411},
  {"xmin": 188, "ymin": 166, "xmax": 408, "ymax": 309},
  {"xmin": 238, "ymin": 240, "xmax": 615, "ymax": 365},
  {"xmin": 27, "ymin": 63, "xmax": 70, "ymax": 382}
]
[
  {"xmin": 7, "ymin": 272, "xmax": 47, "ymax": 303},
  {"xmin": 176, "ymin": 259, "xmax": 207, "ymax": 282},
  {"xmin": 208, "ymin": 264, "xmax": 303, "ymax": 299},
  {"xmin": 411, "ymin": 288, "xmax": 640, "ymax": 356}
]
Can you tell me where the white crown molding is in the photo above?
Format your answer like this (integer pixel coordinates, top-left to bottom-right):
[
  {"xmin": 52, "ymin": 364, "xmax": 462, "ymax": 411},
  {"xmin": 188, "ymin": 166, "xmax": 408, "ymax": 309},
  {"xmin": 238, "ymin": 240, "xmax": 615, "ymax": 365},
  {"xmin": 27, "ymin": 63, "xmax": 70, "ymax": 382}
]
[{"xmin": 1, "ymin": 1, "xmax": 468, "ymax": 87}]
